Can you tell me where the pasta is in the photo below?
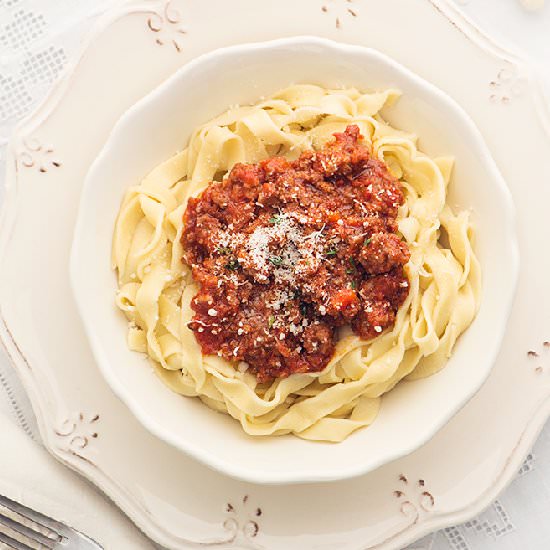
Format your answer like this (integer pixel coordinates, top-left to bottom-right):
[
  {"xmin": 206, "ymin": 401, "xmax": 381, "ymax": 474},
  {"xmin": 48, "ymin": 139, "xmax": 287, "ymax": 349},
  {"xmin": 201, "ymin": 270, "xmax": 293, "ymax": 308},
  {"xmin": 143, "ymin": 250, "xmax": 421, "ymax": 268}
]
[{"xmin": 112, "ymin": 85, "xmax": 481, "ymax": 442}]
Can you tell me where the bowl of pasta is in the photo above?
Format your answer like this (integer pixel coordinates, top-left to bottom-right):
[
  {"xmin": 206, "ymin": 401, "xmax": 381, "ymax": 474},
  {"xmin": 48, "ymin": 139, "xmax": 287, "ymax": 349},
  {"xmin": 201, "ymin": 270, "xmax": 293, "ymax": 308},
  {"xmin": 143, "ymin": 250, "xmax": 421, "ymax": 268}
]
[{"xmin": 70, "ymin": 37, "xmax": 518, "ymax": 484}]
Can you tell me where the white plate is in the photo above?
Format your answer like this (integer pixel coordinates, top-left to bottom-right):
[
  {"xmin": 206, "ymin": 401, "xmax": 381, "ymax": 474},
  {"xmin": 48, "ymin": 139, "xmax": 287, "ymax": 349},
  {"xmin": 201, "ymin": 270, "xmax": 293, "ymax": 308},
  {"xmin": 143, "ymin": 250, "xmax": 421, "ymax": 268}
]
[
  {"xmin": 71, "ymin": 35, "xmax": 518, "ymax": 485},
  {"xmin": 1, "ymin": 0, "xmax": 549, "ymax": 548}
]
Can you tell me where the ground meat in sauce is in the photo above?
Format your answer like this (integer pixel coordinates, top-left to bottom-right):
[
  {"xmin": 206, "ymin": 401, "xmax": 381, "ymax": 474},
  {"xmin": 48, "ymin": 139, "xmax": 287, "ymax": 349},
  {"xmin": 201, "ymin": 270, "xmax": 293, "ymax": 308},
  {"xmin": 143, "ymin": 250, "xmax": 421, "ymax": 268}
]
[{"xmin": 182, "ymin": 125, "xmax": 410, "ymax": 382}]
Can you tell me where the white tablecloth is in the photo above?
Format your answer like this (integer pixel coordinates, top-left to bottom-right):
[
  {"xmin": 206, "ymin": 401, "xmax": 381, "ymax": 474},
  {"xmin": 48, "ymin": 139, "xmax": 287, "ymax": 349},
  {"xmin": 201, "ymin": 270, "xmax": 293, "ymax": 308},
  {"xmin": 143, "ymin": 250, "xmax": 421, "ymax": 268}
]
[{"xmin": 1, "ymin": 1, "xmax": 549, "ymax": 549}]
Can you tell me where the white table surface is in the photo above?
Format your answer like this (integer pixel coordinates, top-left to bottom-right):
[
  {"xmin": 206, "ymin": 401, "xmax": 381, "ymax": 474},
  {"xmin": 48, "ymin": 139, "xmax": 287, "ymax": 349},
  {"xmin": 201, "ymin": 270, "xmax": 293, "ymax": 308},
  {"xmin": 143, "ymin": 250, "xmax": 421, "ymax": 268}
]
[{"xmin": 1, "ymin": 1, "xmax": 549, "ymax": 549}]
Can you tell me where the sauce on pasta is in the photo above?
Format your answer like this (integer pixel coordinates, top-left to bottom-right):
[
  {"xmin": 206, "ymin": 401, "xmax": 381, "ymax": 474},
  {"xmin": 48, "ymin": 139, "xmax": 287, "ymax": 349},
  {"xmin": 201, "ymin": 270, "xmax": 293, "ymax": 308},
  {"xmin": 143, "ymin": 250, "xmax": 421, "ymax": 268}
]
[
  {"xmin": 113, "ymin": 85, "xmax": 481, "ymax": 441},
  {"xmin": 182, "ymin": 125, "xmax": 410, "ymax": 382}
]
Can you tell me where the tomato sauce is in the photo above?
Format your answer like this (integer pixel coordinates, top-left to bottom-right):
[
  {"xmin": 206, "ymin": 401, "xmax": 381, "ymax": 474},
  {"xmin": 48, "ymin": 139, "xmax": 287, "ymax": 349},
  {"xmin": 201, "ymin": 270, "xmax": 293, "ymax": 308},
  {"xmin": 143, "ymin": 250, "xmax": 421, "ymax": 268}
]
[{"xmin": 182, "ymin": 125, "xmax": 410, "ymax": 382}]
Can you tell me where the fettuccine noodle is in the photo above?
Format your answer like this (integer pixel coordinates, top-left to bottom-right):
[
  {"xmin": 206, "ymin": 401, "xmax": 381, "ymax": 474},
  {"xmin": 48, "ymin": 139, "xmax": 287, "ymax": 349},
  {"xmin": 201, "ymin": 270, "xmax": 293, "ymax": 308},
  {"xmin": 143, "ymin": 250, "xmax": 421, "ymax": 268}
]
[{"xmin": 112, "ymin": 85, "xmax": 480, "ymax": 442}]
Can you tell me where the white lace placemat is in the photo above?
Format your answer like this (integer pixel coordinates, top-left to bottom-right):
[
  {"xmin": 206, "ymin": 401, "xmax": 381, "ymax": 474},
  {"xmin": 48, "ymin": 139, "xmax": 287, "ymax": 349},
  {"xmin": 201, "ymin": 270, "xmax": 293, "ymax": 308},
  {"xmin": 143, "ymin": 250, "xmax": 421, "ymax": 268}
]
[{"xmin": 1, "ymin": 1, "xmax": 549, "ymax": 548}]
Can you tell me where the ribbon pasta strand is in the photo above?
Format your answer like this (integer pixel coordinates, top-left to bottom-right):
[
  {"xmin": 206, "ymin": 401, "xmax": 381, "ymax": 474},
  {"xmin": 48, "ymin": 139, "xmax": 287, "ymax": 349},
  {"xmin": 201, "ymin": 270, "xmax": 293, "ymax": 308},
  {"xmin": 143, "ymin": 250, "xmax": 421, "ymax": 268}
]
[{"xmin": 113, "ymin": 86, "xmax": 481, "ymax": 442}]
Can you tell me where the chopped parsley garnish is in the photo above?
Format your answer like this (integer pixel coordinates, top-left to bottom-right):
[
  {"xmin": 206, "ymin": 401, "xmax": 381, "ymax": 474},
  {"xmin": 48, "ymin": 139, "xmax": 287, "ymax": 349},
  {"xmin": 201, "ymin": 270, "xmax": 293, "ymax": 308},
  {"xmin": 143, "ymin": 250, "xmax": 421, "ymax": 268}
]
[
  {"xmin": 269, "ymin": 215, "xmax": 282, "ymax": 225},
  {"xmin": 300, "ymin": 303, "xmax": 308, "ymax": 316},
  {"xmin": 269, "ymin": 256, "xmax": 283, "ymax": 266},
  {"xmin": 268, "ymin": 315, "xmax": 275, "ymax": 328},
  {"xmin": 363, "ymin": 237, "xmax": 372, "ymax": 247},
  {"xmin": 216, "ymin": 246, "xmax": 232, "ymax": 255},
  {"xmin": 325, "ymin": 247, "xmax": 338, "ymax": 257},
  {"xmin": 346, "ymin": 258, "xmax": 357, "ymax": 274},
  {"xmin": 226, "ymin": 259, "xmax": 239, "ymax": 271},
  {"xmin": 350, "ymin": 281, "xmax": 357, "ymax": 290}
]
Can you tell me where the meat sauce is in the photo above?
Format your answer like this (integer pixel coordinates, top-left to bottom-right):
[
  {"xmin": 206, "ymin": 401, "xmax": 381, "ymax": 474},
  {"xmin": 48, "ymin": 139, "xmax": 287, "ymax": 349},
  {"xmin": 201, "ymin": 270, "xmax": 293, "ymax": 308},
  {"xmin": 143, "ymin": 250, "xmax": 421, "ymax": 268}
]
[{"xmin": 182, "ymin": 125, "xmax": 410, "ymax": 382}]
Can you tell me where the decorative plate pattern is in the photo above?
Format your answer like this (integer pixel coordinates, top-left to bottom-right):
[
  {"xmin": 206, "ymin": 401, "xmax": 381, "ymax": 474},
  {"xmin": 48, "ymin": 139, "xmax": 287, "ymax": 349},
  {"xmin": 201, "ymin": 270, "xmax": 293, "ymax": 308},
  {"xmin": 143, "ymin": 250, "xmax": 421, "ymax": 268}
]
[
  {"xmin": 1, "ymin": 0, "xmax": 549, "ymax": 549},
  {"xmin": 146, "ymin": 0, "xmax": 187, "ymax": 52},
  {"xmin": 17, "ymin": 137, "xmax": 61, "ymax": 172}
]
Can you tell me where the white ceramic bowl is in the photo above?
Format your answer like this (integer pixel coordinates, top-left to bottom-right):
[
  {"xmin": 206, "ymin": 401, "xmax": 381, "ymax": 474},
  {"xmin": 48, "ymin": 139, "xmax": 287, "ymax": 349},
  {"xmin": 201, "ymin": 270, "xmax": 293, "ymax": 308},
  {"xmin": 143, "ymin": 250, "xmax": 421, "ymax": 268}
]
[{"xmin": 70, "ymin": 37, "xmax": 519, "ymax": 485}]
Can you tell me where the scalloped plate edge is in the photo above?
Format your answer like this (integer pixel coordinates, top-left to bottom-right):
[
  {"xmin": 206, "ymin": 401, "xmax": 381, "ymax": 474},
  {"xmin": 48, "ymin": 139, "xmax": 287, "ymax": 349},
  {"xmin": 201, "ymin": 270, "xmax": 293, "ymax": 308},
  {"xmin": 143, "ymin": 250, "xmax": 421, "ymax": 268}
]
[{"xmin": 1, "ymin": 1, "xmax": 549, "ymax": 548}]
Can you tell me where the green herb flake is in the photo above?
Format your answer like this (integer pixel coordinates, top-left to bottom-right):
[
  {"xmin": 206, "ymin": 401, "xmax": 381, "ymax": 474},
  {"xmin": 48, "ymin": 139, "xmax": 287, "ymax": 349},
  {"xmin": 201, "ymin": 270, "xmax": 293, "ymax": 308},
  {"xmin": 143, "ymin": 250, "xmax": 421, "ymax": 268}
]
[
  {"xmin": 216, "ymin": 246, "xmax": 232, "ymax": 255},
  {"xmin": 300, "ymin": 303, "xmax": 308, "ymax": 316},
  {"xmin": 268, "ymin": 315, "xmax": 275, "ymax": 328},
  {"xmin": 269, "ymin": 215, "xmax": 282, "ymax": 225},
  {"xmin": 363, "ymin": 237, "xmax": 372, "ymax": 247},
  {"xmin": 269, "ymin": 256, "xmax": 283, "ymax": 266},
  {"xmin": 325, "ymin": 247, "xmax": 338, "ymax": 257},
  {"xmin": 350, "ymin": 281, "xmax": 357, "ymax": 290},
  {"xmin": 226, "ymin": 259, "xmax": 239, "ymax": 271},
  {"xmin": 346, "ymin": 258, "xmax": 356, "ymax": 274}
]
